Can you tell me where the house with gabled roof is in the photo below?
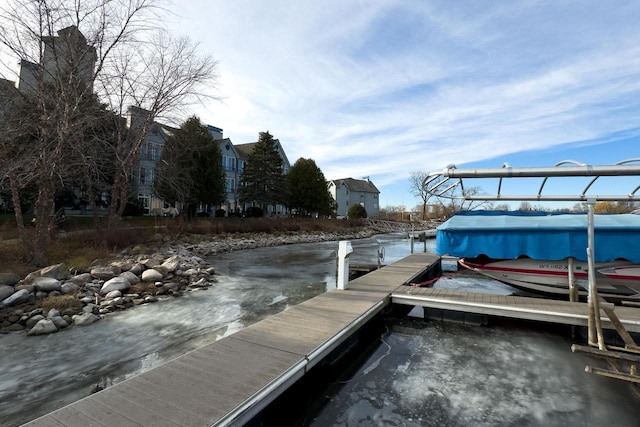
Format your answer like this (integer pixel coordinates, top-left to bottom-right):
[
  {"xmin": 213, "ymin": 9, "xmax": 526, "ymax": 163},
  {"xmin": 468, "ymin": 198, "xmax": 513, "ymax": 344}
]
[
  {"xmin": 328, "ymin": 177, "xmax": 380, "ymax": 218},
  {"xmin": 206, "ymin": 132, "xmax": 293, "ymax": 217},
  {"xmin": 213, "ymin": 134, "xmax": 243, "ymax": 215}
]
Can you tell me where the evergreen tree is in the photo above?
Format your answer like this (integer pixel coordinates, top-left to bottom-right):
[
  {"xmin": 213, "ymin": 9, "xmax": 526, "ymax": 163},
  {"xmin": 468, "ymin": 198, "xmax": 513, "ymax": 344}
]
[
  {"xmin": 238, "ymin": 131, "xmax": 287, "ymax": 208},
  {"xmin": 154, "ymin": 116, "xmax": 226, "ymax": 217},
  {"xmin": 347, "ymin": 204, "xmax": 367, "ymax": 219},
  {"xmin": 286, "ymin": 158, "xmax": 334, "ymax": 216}
]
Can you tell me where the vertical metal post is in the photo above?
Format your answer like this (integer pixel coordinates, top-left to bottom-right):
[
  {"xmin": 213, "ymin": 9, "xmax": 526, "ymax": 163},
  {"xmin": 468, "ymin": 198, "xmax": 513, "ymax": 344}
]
[
  {"xmin": 410, "ymin": 222, "xmax": 415, "ymax": 254},
  {"xmin": 337, "ymin": 241, "xmax": 353, "ymax": 290},
  {"xmin": 586, "ymin": 200, "xmax": 605, "ymax": 349},
  {"xmin": 568, "ymin": 257, "xmax": 576, "ymax": 302}
]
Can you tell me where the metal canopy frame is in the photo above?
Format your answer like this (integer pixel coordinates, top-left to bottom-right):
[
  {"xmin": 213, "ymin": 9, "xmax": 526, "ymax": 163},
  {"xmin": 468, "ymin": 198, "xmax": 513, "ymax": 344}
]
[
  {"xmin": 423, "ymin": 158, "xmax": 640, "ymax": 351},
  {"xmin": 423, "ymin": 158, "xmax": 640, "ymax": 202}
]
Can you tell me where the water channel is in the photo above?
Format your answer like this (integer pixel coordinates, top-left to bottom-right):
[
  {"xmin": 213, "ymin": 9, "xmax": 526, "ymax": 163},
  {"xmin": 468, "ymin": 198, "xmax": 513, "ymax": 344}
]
[{"xmin": 1, "ymin": 234, "xmax": 638, "ymax": 426}]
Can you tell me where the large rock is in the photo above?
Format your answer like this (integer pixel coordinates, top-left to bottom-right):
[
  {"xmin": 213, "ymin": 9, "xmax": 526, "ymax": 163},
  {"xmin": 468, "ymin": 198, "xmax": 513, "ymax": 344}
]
[
  {"xmin": 120, "ymin": 271, "xmax": 140, "ymax": 285},
  {"xmin": 141, "ymin": 269, "xmax": 164, "ymax": 282},
  {"xmin": 129, "ymin": 264, "xmax": 144, "ymax": 276},
  {"xmin": 105, "ymin": 290, "xmax": 122, "ymax": 299},
  {"xmin": 27, "ymin": 319, "xmax": 58, "ymax": 336},
  {"xmin": 0, "ymin": 285, "xmax": 14, "ymax": 301},
  {"xmin": 83, "ymin": 304, "xmax": 99, "ymax": 315},
  {"xmin": 50, "ymin": 316, "xmax": 69, "ymax": 329},
  {"xmin": 60, "ymin": 282, "xmax": 80, "ymax": 294},
  {"xmin": 141, "ymin": 256, "xmax": 165, "ymax": 269},
  {"xmin": 26, "ymin": 314, "xmax": 45, "ymax": 329},
  {"xmin": 111, "ymin": 261, "xmax": 134, "ymax": 272},
  {"xmin": 24, "ymin": 263, "xmax": 69, "ymax": 283},
  {"xmin": 72, "ymin": 312, "xmax": 100, "ymax": 326},
  {"xmin": 39, "ymin": 263, "xmax": 70, "ymax": 280},
  {"xmin": 2, "ymin": 289, "xmax": 30, "ymax": 307},
  {"xmin": 100, "ymin": 277, "xmax": 131, "ymax": 295},
  {"xmin": 69, "ymin": 273, "xmax": 92, "ymax": 284},
  {"xmin": 32, "ymin": 277, "xmax": 62, "ymax": 292},
  {"xmin": 14, "ymin": 284, "xmax": 34, "ymax": 294},
  {"xmin": 161, "ymin": 256, "xmax": 180, "ymax": 273},
  {"xmin": 91, "ymin": 266, "xmax": 121, "ymax": 280},
  {"xmin": 0, "ymin": 273, "xmax": 20, "ymax": 287}
]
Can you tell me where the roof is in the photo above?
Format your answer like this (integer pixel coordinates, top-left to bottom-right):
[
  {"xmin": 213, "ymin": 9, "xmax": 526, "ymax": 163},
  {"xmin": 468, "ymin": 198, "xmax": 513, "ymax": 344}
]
[
  {"xmin": 234, "ymin": 140, "xmax": 290, "ymax": 167},
  {"xmin": 436, "ymin": 210, "xmax": 640, "ymax": 263},
  {"xmin": 330, "ymin": 178, "xmax": 380, "ymax": 194},
  {"xmin": 234, "ymin": 142, "xmax": 256, "ymax": 160}
]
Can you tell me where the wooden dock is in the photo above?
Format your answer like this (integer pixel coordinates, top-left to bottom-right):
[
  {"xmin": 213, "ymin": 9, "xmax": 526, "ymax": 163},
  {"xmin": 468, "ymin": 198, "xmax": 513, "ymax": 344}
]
[
  {"xmin": 392, "ymin": 286, "xmax": 640, "ymax": 333},
  {"xmin": 22, "ymin": 251, "xmax": 640, "ymax": 426},
  {"xmin": 24, "ymin": 253, "xmax": 439, "ymax": 427}
]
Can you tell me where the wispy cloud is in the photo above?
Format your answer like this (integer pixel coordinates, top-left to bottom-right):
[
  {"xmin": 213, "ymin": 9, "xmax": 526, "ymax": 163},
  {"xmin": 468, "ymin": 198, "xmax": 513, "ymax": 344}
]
[{"xmin": 169, "ymin": 0, "xmax": 640, "ymax": 206}]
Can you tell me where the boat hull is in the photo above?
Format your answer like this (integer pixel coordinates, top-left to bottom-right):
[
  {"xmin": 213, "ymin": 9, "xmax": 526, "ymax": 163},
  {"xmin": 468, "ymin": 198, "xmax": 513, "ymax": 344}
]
[{"xmin": 459, "ymin": 257, "xmax": 640, "ymax": 302}]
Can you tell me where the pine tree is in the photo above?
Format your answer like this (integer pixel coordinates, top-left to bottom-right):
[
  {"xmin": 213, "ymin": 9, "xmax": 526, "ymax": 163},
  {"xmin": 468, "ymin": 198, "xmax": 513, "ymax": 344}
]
[
  {"xmin": 238, "ymin": 131, "xmax": 287, "ymax": 208},
  {"xmin": 286, "ymin": 158, "xmax": 334, "ymax": 216},
  {"xmin": 154, "ymin": 116, "xmax": 226, "ymax": 217}
]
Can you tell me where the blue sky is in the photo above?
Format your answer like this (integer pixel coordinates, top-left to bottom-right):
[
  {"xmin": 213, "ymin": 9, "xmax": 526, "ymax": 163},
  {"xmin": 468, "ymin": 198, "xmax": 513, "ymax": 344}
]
[
  {"xmin": 4, "ymin": 1, "xmax": 638, "ymax": 210},
  {"xmin": 163, "ymin": 0, "xmax": 639, "ymax": 210}
]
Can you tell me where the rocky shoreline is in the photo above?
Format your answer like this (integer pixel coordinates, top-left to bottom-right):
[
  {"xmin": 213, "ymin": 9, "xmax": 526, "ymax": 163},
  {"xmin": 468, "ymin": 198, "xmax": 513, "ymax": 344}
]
[{"xmin": 0, "ymin": 229, "xmax": 377, "ymax": 336}]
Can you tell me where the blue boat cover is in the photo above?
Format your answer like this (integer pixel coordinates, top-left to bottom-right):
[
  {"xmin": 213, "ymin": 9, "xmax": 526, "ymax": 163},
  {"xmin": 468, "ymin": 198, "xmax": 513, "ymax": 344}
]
[{"xmin": 436, "ymin": 210, "xmax": 640, "ymax": 263}]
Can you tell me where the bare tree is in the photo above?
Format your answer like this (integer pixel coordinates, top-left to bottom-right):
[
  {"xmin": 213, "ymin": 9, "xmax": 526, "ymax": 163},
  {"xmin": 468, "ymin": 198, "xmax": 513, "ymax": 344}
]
[
  {"xmin": 409, "ymin": 171, "xmax": 432, "ymax": 220},
  {"xmin": 97, "ymin": 30, "xmax": 218, "ymax": 223},
  {"xmin": 0, "ymin": 0, "xmax": 218, "ymax": 265},
  {"xmin": 419, "ymin": 172, "xmax": 490, "ymax": 218}
]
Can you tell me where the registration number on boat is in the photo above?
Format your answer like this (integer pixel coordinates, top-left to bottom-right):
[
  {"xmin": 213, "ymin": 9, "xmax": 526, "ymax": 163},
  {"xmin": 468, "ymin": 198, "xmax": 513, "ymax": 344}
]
[{"xmin": 538, "ymin": 263, "xmax": 567, "ymax": 270}]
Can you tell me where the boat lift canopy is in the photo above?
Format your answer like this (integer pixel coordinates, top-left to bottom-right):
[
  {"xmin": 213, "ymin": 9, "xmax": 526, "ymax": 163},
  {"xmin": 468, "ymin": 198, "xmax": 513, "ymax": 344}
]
[
  {"xmin": 425, "ymin": 159, "xmax": 640, "ymax": 260},
  {"xmin": 425, "ymin": 159, "xmax": 640, "ymax": 343},
  {"xmin": 425, "ymin": 158, "xmax": 640, "ymax": 355},
  {"xmin": 436, "ymin": 210, "xmax": 640, "ymax": 263}
]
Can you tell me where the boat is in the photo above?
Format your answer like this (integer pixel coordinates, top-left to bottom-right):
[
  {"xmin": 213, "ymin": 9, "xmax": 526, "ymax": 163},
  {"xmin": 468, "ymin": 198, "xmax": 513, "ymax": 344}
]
[
  {"xmin": 458, "ymin": 256, "xmax": 640, "ymax": 301},
  {"xmin": 436, "ymin": 210, "xmax": 640, "ymax": 302}
]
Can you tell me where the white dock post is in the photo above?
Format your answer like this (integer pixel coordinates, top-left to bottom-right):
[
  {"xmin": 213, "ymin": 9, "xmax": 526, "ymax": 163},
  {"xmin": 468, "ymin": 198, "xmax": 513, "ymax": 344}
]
[{"xmin": 337, "ymin": 240, "xmax": 353, "ymax": 290}]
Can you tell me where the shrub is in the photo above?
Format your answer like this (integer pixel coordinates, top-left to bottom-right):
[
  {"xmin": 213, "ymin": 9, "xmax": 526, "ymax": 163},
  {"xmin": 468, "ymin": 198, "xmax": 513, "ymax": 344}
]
[
  {"xmin": 41, "ymin": 294, "xmax": 83, "ymax": 312},
  {"xmin": 129, "ymin": 282, "xmax": 157, "ymax": 295},
  {"xmin": 245, "ymin": 207, "xmax": 263, "ymax": 217},
  {"xmin": 123, "ymin": 199, "xmax": 145, "ymax": 216},
  {"xmin": 347, "ymin": 204, "xmax": 367, "ymax": 219}
]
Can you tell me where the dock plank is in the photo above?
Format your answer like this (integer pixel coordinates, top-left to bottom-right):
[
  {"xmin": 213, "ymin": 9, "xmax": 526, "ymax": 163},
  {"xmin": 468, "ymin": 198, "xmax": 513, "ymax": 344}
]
[
  {"xmin": 115, "ymin": 382, "xmax": 211, "ymax": 426},
  {"xmin": 86, "ymin": 393, "xmax": 183, "ymax": 427},
  {"xmin": 25, "ymin": 406, "xmax": 107, "ymax": 427}
]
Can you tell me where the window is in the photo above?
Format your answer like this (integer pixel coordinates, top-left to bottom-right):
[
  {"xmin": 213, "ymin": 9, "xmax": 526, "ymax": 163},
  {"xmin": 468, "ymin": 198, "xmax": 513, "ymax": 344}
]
[
  {"xmin": 222, "ymin": 155, "xmax": 235, "ymax": 171},
  {"xmin": 140, "ymin": 143, "xmax": 150, "ymax": 160},
  {"xmin": 139, "ymin": 167, "xmax": 153, "ymax": 185},
  {"xmin": 226, "ymin": 178, "xmax": 235, "ymax": 193}
]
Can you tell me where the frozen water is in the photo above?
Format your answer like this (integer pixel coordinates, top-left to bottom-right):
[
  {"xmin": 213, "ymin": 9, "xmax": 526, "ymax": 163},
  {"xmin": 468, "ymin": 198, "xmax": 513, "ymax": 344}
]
[{"xmin": 310, "ymin": 319, "xmax": 639, "ymax": 426}]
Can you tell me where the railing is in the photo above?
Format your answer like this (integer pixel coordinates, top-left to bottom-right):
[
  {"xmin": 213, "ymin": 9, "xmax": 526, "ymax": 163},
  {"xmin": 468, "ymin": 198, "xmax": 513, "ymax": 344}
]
[{"xmin": 423, "ymin": 158, "xmax": 640, "ymax": 202}]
